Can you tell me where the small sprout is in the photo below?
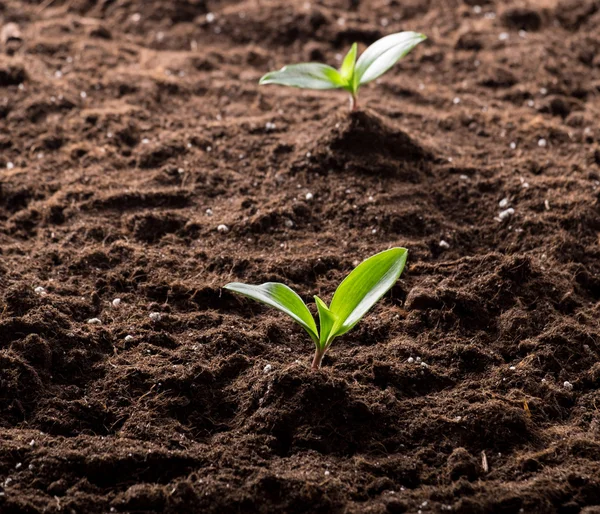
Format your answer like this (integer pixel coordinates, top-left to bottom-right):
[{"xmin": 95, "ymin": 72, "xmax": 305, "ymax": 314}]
[
  {"xmin": 217, "ymin": 224, "xmax": 229, "ymax": 233},
  {"xmin": 225, "ymin": 248, "xmax": 408, "ymax": 369},
  {"xmin": 259, "ymin": 32, "xmax": 427, "ymax": 111},
  {"xmin": 112, "ymin": 298, "xmax": 121, "ymax": 308}
]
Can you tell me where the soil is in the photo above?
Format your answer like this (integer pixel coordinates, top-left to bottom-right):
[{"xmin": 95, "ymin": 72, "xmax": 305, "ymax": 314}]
[{"xmin": 1, "ymin": 0, "xmax": 600, "ymax": 512}]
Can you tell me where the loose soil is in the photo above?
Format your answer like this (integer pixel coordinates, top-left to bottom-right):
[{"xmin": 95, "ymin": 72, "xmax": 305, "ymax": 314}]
[{"xmin": 1, "ymin": 0, "xmax": 600, "ymax": 512}]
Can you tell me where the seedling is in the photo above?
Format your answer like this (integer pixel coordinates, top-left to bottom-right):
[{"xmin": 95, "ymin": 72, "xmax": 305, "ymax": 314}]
[
  {"xmin": 224, "ymin": 248, "xmax": 407, "ymax": 369},
  {"xmin": 259, "ymin": 32, "xmax": 426, "ymax": 111}
]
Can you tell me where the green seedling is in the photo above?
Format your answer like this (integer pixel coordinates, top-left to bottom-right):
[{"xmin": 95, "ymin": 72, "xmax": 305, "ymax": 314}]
[
  {"xmin": 224, "ymin": 248, "xmax": 407, "ymax": 369},
  {"xmin": 259, "ymin": 31, "xmax": 426, "ymax": 111}
]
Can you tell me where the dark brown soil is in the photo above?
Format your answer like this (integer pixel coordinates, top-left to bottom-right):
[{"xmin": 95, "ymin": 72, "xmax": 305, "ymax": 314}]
[{"xmin": 1, "ymin": 0, "xmax": 600, "ymax": 512}]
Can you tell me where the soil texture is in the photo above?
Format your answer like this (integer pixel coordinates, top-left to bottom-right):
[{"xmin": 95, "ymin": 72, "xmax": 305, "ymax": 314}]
[{"xmin": 1, "ymin": 0, "xmax": 600, "ymax": 512}]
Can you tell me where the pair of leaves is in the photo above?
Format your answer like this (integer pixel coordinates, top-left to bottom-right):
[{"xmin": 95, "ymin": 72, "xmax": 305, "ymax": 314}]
[
  {"xmin": 224, "ymin": 248, "xmax": 408, "ymax": 352},
  {"xmin": 259, "ymin": 32, "xmax": 426, "ymax": 95}
]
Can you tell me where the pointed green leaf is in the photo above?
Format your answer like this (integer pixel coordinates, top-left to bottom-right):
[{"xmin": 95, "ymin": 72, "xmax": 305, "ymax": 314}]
[
  {"xmin": 329, "ymin": 248, "xmax": 408, "ymax": 338},
  {"xmin": 314, "ymin": 296, "xmax": 338, "ymax": 349},
  {"xmin": 339, "ymin": 43, "xmax": 358, "ymax": 85},
  {"xmin": 354, "ymin": 31, "xmax": 426, "ymax": 86},
  {"xmin": 224, "ymin": 282, "xmax": 318, "ymax": 343},
  {"xmin": 259, "ymin": 63, "xmax": 345, "ymax": 90}
]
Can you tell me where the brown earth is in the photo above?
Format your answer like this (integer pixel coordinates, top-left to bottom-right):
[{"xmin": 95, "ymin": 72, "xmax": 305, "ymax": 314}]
[{"xmin": 1, "ymin": 0, "xmax": 600, "ymax": 512}]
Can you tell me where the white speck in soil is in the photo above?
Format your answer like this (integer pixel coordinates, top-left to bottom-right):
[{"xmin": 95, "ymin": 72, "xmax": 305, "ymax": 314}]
[
  {"xmin": 217, "ymin": 224, "xmax": 229, "ymax": 233},
  {"xmin": 439, "ymin": 240, "xmax": 450, "ymax": 249},
  {"xmin": 87, "ymin": 318, "xmax": 102, "ymax": 325},
  {"xmin": 125, "ymin": 335, "xmax": 134, "ymax": 342},
  {"xmin": 563, "ymin": 381, "xmax": 573, "ymax": 390},
  {"xmin": 112, "ymin": 298, "xmax": 121, "ymax": 308},
  {"xmin": 407, "ymin": 357, "xmax": 415, "ymax": 363},
  {"xmin": 498, "ymin": 207, "xmax": 515, "ymax": 221},
  {"xmin": 305, "ymin": 192, "xmax": 314, "ymax": 201},
  {"xmin": 34, "ymin": 286, "xmax": 46, "ymax": 295},
  {"xmin": 149, "ymin": 312, "xmax": 162, "ymax": 322},
  {"xmin": 499, "ymin": 198, "xmax": 509, "ymax": 208},
  {"xmin": 205, "ymin": 208, "xmax": 213, "ymax": 216},
  {"xmin": 263, "ymin": 364, "xmax": 272, "ymax": 374},
  {"xmin": 538, "ymin": 138, "xmax": 547, "ymax": 147}
]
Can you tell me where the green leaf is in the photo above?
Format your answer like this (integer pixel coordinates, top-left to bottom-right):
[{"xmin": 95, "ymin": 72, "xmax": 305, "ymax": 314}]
[
  {"xmin": 259, "ymin": 63, "xmax": 345, "ymax": 90},
  {"xmin": 224, "ymin": 282, "xmax": 319, "ymax": 343},
  {"xmin": 354, "ymin": 31, "xmax": 426, "ymax": 86},
  {"xmin": 339, "ymin": 43, "xmax": 358, "ymax": 85},
  {"xmin": 314, "ymin": 296, "xmax": 338, "ymax": 349},
  {"xmin": 329, "ymin": 248, "xmax": 408, "ymax": 338}
]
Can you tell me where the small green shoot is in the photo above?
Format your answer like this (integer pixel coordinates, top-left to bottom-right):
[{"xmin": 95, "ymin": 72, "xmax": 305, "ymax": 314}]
[
  {"xmin": 224, "ymin": 248, "xmax": 408, "ymax": 369},
  {"xmin": 259, "ymin": 32, "xmax": 426, "ymax": 111}
]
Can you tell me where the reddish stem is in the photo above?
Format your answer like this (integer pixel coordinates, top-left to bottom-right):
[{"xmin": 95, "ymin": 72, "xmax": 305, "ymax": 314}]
[
  {"xmin": 349, "ymin": 93, "xmax": 358, "ymax": 112},
  {"xmin": 311, "ymin": 347, "xmax": 326, "ymax": 370}
]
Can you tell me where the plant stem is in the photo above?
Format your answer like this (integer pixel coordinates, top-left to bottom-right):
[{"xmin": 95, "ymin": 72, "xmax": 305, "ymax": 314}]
[
  {"xmin": 349, "ymin": 93, "xmax": 358, "ymax": 112},
  {"xmin": 311, "ymin": 347, "xmax": 326, "ymax": 370}
]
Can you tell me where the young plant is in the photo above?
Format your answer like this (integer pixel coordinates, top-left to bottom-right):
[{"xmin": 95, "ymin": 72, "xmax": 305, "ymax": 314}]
[
  {"xmin": 259, "ymin": 31, "xmax": 426, "ymax": 111},
  {"xmin": 224, "ymin": 247, "xmax": 407, "ymax": 369}
]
